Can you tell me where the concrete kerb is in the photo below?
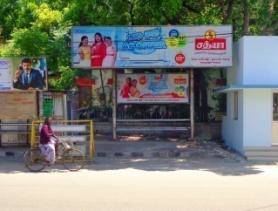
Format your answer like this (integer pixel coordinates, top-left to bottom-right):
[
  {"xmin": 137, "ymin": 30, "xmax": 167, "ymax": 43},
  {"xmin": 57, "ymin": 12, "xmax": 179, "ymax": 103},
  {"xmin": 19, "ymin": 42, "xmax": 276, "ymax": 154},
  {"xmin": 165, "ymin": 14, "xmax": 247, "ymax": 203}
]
[
  {"xmin": 0, "ymin": 147, "xmax": 27, "ymax": 160},
  {"xmin": 0, "ymin": 138, "xmax": 246, "ymax": 162},
  {"xmin": 95, "ymin": 151, "xmax": 182, "ymax": 159},
  {"xmin": 0, "ymin": 148, "xmax": 191, "ymax": 160}
]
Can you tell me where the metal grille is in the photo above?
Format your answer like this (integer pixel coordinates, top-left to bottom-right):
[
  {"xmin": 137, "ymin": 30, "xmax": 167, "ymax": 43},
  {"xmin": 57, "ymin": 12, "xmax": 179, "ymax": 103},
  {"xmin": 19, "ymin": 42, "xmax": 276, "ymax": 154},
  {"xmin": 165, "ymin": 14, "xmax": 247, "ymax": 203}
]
[{"xmin": 0, "ymin": 120, "xmax": 31, "ymax": 146}]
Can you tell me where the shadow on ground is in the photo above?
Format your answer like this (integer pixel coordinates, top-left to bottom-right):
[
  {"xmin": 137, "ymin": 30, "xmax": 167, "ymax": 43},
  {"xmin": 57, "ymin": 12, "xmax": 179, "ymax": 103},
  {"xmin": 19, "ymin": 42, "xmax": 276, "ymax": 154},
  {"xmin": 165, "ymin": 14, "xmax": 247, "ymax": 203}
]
[
  {"xmin": 1, "ymin": 136, "xmax": 277, "ymax": 176},
  {"xmin": 1, "ymin": 156, "xmax": 277, "ymax": 176}
]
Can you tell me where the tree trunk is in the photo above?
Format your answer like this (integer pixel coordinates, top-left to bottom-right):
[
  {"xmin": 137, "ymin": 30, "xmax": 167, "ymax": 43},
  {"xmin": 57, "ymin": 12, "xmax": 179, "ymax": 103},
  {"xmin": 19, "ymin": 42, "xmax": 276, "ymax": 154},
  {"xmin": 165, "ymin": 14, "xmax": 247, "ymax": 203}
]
[
  {"xmin": 223, "ymin": 0, "xmax": 234, "ymax": 23},
  {"xmin": 128, "ymin": 0, "xmax": 135, "ymax": 25},
  {"xmin": 262, "ymin": 0, "xmax": 276, "ymax": 35},
  {"xmin": 243, "ymin": 0, "xmax": 249, "ymax": 35}
]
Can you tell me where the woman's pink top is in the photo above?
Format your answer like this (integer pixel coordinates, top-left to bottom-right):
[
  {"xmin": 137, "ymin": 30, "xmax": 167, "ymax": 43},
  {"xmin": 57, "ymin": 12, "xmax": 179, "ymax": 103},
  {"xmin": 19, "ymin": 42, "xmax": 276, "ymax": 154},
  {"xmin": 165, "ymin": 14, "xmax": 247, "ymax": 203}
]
[{"xmin": 40, "ymin": 124, "xmax": 53, "ymax": 145}]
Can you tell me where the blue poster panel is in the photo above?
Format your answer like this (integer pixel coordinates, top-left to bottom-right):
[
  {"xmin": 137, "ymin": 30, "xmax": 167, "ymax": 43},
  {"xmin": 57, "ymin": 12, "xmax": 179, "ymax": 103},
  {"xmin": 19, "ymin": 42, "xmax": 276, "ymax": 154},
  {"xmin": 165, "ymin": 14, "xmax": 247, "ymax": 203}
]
[{"xmin": 71, "ymin": 25, "xmax": 232, "ymax": 69}]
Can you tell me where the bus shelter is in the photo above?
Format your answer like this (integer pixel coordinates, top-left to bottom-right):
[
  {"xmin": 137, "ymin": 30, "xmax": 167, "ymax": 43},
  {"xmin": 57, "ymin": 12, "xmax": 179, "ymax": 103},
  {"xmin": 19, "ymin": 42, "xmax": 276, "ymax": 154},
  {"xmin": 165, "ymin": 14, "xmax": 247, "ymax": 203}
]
[{"xmin": 71, "ymin": 25, "xmax": 232, "ymax": 140}]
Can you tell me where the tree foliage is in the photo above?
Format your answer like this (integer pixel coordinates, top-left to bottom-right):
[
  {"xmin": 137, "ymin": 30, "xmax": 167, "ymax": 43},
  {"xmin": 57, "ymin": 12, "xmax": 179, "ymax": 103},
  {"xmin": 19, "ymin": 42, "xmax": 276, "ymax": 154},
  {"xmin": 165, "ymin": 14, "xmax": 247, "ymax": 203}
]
[{"xmin": 0, "ymin": 0, "xmax": 276, "ymax": 90}]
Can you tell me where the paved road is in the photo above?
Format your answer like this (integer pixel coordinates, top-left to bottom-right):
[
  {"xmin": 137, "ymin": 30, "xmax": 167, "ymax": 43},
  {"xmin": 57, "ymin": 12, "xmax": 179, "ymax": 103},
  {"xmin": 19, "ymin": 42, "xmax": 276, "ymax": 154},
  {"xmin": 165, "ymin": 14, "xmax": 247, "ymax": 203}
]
[{"xmin": 0, "ymin": 158, "xmax": 278, "ymax": 211}]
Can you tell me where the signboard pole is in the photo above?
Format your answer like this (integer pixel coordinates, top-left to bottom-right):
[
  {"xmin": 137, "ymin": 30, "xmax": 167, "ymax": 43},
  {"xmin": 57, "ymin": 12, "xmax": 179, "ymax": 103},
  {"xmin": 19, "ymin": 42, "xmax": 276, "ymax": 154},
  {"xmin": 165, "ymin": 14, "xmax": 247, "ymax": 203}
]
[
  {"xmin": 190, "ymin": 69, "xmax": 194, "ymax": 140},
  {"xmin": 99, "ymin": 69, "xmax": 107, "ymax": 108},
  {"xmin": 112, "ymin": 70, "xmax": 117, "ymax": 140}
]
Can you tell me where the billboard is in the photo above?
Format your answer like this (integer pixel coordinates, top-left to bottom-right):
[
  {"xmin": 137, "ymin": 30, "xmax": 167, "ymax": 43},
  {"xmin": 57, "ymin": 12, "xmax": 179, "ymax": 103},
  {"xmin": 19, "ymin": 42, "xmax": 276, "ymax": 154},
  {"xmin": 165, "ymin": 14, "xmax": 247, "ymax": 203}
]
[
  {"xmin": 0, "ymin": 57, "xmax": 47, "ymax": 91},
  {"xmin": 117, "ymin": 74, "xmax": 189, "ymax": 103},
  {"xmin": 71, "ymin": 25, "xmax": 232, "ymax": 69}
]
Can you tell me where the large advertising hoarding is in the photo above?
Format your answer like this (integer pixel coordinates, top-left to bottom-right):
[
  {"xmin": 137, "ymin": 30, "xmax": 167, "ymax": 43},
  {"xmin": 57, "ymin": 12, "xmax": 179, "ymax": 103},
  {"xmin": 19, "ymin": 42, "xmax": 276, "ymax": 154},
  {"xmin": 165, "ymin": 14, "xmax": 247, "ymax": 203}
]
[
  {"xmin": 0, "ymin": 57, "xmax": 47, "ymax": 91},
  {"xmin": 71, "ymin": 25, "xmax": 232, "ymax": 69},
  {"xmin": 117, "ymin": 74, "xmax": 189, "ymax": 103}
]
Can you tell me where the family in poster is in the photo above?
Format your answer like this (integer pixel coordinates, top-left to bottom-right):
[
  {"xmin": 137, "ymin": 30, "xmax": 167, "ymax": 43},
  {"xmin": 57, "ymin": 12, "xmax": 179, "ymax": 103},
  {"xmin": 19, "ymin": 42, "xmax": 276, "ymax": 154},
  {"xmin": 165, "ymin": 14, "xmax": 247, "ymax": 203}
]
[
  {"xmin": 78, "ymin": 33, "xmax": 117, "ymax": 68},
  {"xmin": 120, "ymin": 77, "xmax": 141, "ymax": 98},
  {"xmin": 117, "ymin": 74, "xmax": 189, "ymax": 103}
]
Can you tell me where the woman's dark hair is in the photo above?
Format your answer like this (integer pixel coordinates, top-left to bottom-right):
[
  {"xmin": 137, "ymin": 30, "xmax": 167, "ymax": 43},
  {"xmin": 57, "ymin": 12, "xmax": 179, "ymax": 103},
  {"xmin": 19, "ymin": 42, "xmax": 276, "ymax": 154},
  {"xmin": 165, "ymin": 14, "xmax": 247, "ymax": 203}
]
[
  {"xmin": 93, "ymin": 32, "xmax": 103, "ymax": 45},
  {"xmin": 79, "ymin": 35, "xmax": 88, "ymax": 47},
  {"xmin": 44, "ymin": 117, "xmax": 50, "ymax": 125}
]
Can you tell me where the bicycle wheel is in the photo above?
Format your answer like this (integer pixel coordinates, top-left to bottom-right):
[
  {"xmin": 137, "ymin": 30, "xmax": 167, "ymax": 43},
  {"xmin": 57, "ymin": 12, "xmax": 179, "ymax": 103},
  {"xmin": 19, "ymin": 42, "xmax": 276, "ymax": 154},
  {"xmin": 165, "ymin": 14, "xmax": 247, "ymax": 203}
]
[
  {"xmin": 24, "ymin": 148, "xmax": 46, "ymax": 172},
  {"xmin": 62, "ymin": 148, "xmax": 85, "ymax": 171}
]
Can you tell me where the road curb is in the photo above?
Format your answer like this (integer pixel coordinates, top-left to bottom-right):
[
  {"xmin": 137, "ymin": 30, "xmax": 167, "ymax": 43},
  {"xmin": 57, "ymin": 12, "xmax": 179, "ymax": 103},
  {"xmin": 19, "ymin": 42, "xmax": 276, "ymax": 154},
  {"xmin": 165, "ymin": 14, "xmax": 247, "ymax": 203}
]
[
  {"xmin": 0, "ymin": 151, "xmax": 16, "ymax": 157},
  {"xmin": 95, "ymin": 150, "xmax": 183, "ymax": 159},
  {"xmin": 0, "ymin": 150, "xmax": 26, "ymax": 159}
]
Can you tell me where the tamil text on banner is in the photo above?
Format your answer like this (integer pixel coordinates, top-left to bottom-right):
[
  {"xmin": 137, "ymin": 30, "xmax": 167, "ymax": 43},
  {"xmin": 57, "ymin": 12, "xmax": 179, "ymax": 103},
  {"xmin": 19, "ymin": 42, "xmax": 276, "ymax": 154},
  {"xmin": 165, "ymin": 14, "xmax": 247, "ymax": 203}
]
[
  {"xmin": 0, "ymin": 57, "xmax": 48, "ymax": 91},
  {"xmin": 71, "ymin": 25, "xmax": 232, "ymax": 69},
  {"xmin": 117, "ymin": 74, "xmax": 189, "ymax": 103}
]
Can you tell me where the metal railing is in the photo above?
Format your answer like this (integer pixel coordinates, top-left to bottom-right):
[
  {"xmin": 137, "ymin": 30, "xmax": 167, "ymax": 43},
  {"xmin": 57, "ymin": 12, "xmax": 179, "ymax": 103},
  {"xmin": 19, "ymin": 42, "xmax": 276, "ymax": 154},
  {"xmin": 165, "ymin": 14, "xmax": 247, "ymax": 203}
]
[
  {"xmin": 116, "ymin": 104, "xmax": 191, "ymax": 134},
  {"xmin": 0, "ymin": 120, "xmax": 31, "ymax": 146},
  {"xmin": 30, "ymin": 120, "xmax": 95, "ymax": 160}
]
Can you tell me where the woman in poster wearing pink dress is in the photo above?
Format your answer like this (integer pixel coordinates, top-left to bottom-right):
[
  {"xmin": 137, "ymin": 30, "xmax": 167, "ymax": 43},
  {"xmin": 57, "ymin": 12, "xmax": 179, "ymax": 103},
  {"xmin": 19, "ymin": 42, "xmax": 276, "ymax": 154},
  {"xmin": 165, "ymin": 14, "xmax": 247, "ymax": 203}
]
[
  {"xmin": 91, "ymin": 32, "xmax": 106, "ymax": 67},
  {"xmin": 102, "ymin": 36, "xmax": 117, "ymax": 67}
]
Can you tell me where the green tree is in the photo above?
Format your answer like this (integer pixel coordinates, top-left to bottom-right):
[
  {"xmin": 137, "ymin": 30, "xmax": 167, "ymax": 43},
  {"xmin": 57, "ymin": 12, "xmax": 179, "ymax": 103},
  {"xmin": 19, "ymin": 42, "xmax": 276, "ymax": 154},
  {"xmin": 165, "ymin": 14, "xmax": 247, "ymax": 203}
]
[{"xmin": 0, "ymin": 0, "xmax": 277, "ymax": 91}]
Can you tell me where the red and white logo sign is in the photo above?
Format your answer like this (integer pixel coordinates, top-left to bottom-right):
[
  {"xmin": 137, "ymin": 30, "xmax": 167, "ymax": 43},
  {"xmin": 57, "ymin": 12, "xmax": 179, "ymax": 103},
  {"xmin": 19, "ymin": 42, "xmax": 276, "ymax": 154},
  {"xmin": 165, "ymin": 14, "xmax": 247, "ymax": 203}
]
[
  {"xmin": 195, "ymin": 30, "xmax": 226, "ymax": 50},
  {"xmin": 195, "ymin": 38, "xmax": 226, "ymax": 50},
  {"xmin": 175, "ymin": 53, "xmax": 185, "ymax": 64}
]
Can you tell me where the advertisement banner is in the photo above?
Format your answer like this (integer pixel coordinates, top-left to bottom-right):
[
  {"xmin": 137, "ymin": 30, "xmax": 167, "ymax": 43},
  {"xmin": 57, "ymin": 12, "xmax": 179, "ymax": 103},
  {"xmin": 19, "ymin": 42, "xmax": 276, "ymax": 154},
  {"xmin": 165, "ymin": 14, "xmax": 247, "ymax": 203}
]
[
  {"xmin": 0, "ymin": 57, "xmax": 48, "ymax": 91},
  {"xmin": 0, "ymin": 59, "xmax": 13, "ymax": 90},
  {"xmin": 117, "ymin": 74, "xmax": 189, "ymax": 103},
  {"xmin": 71, "ymin": 25, "xmax": 232, "ymax": 69}
]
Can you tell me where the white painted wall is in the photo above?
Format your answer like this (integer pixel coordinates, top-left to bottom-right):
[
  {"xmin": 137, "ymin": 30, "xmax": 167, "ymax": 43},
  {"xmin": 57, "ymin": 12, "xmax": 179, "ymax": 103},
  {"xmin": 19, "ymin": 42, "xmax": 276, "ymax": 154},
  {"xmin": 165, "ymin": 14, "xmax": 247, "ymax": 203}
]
[
  {"xmin": 243, "ymin": 89, "xmax": 272, "ymax": 147},
  {"xmin": 227, "ymin": 36, "xmax": 278, "ymax": 86},
  {"xmin": 242, "ymin": 36, "xmax": 278, "ymax": 85},
  {"xmin": 223, "ymin": 36, "xmax": 278, "ymax": 151},
  {"xmin": 222, "ymin": 91, "xmax": 244, "ymax": 153}
]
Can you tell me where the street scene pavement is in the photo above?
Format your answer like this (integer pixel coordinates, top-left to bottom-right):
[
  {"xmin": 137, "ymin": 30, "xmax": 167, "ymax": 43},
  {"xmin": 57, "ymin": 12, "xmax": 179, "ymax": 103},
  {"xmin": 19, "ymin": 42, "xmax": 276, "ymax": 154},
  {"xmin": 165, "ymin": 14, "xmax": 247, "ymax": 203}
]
[{"xmin": 1, "ymin": 139, "xmax": 278, "ymax": 211}]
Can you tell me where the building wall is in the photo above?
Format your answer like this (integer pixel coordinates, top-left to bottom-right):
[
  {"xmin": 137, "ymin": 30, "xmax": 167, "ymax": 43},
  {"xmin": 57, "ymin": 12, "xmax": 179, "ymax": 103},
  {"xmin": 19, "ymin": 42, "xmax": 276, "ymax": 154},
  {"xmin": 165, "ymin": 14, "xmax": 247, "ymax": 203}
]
[
  {"xmin": 223, "ymin": 36, "xmax": 278, "ymax": 151},
  {"xmin": 227, "ymin": 36, "xmax": 278, "ymax": 86},
  {"xmin": 39, "ymin": 92, "xmax": 67, "ymax": 119},
  {"xmin": 0, "ymin": 92, "xmax": 37, "ymax": 119},
  {"xmin": 222, "ymin": 90, "xmax": 244, "ymax": 153},
  {"xmin": 242, "ymin": 36, "xmax": 278, "ymax": 85},
  {"xmin": 243, "ymin": 89, "xmax": 272, "ymax": 147}
]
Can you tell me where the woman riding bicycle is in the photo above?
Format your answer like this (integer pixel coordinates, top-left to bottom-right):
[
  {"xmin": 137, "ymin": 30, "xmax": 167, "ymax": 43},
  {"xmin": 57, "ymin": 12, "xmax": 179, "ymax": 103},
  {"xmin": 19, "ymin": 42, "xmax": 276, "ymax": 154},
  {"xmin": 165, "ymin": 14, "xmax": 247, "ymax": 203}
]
[{"xmin": 39, "ymin": 117, "xmax": 59, "ymax": 165}]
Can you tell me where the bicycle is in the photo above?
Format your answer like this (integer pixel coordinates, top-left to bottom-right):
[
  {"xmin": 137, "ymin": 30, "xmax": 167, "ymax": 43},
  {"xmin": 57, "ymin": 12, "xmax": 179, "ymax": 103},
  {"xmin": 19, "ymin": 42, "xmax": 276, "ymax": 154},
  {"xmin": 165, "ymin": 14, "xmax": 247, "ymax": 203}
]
[{"xmin": 24, "ymin": 141, "xmax": 86, "ymax": 172}]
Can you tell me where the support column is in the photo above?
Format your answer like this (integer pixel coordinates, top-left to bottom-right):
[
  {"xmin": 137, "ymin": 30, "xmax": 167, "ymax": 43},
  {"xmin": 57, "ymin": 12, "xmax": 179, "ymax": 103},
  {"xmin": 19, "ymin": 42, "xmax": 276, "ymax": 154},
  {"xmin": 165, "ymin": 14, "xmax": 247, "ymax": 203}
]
[
  {"xmin": 112, "ymin": 70, "xmax": 117, "ymax": 140},
  {"xmin": 190, "ymin": 69, "xmax": 194, "ymax": 140}
]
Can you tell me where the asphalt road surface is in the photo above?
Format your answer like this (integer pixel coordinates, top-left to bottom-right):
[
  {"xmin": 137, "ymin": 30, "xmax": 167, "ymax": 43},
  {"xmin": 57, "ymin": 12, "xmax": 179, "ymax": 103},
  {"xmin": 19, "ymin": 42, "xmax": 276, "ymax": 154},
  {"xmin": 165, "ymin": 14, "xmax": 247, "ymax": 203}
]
[{"xmin": 1, "ymin": 158, "xmax": 278, "ymax": 211}]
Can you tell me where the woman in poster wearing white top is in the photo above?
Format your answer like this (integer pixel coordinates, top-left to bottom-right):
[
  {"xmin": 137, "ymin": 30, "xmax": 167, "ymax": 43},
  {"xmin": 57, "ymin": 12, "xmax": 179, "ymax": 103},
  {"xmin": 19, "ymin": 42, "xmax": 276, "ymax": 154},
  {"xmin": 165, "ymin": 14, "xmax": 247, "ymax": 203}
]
[{"xmin": 102, "ymin": 36, "xmax": 117, "ymax": 67}]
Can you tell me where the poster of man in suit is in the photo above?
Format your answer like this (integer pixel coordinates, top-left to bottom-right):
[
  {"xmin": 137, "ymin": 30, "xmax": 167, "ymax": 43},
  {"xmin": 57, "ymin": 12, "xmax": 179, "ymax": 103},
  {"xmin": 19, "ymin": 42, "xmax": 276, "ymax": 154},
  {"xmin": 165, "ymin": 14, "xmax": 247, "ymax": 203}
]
[{"xmin": 0, "ymin": 57, "xmax": 47, "ymax": 91}]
